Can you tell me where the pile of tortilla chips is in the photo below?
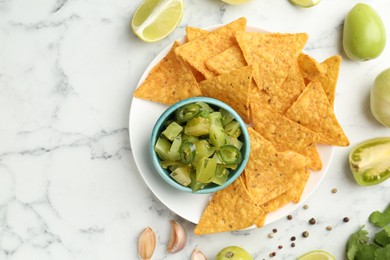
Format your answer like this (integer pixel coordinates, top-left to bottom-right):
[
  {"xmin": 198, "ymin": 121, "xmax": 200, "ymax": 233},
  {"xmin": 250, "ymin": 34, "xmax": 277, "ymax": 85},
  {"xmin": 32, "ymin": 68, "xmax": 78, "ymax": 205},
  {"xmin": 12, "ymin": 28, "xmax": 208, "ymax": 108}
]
[{"xmin": 133, "ymin": 17, "xmax": 349, "ymax": 235}]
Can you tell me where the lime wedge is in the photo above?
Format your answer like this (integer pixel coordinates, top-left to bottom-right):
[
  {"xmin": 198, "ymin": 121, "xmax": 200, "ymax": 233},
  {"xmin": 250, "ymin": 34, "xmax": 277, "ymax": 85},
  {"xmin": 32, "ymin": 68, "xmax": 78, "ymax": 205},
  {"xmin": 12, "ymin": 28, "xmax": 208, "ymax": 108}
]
[
  {"xmin": 221, "ymin": 0, "xmax": 252, "ymax": 5},
  {"xmin": 297, "ymin": 250, "xmax": 335, "ymax": 260},
  {"xmin": 289, "ymin": 0, "xmax": 320, "ymax": 8},
  {"xmin": 131, "ymin": 0, "xmax": 184, "ymax": 42}
]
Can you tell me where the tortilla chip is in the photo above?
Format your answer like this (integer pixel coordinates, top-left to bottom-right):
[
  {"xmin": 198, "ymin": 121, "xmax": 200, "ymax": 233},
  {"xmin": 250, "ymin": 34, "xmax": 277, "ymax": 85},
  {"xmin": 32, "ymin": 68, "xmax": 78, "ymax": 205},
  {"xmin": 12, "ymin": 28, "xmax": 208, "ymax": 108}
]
[
  {"xmin": 251, "ymin": 102, "xmax": 320, "ymax": 153},
  {"xmin": 244, "ymin": 128, "xmax": 288, "ymax": 205},
  {"xmin": 176, "ymin": 17, "xmax": 247, "ymax": 79},
  {"xmin": 298, "ymin": 53, "xmax": 325, "ymax": 85},
  {"xmin": 186, "ymin": 26, "xmax": 208, "ymax": 42},
  {"xmin": 263, "ymin": 151, "xmax": 310, "ymax": 212},
  {"xmin": 206, "ymin": 44, "xmax": 247, "ymax": 75},
  {"xmin": 318, "ymin": 55, "xmax": 342, "ymax": 107},
  {"xmin": 300, "ymin": 144, "xmax": 322, "ymax": 171},
  {"xmin": 236, "ymin": 32, "xmax": 308, "ymax": 93},
  {"xmin": 194, "ymin": 176, "xmax": 265, "ymax": 235},
  {"xmin": 285, "ymin": 81, "xmax": 350, "ymax": 146},
  {"xmin": 133, "ymin": 41, "xmax": 201, "ymax": 105},
  {"xmin": 254, "ymin": 212, "xmax": 267, "ymax": 228},
  {"xmin": 267, "ymin": 61, "xmax": 307, "ymax": 114},
  {"xmin": 199, "ymin": 66, "xmax": 252, "ymax": 122},
  {"xmin": 249, "ymin": 80, "xmax": 271, "ymax": 116}
]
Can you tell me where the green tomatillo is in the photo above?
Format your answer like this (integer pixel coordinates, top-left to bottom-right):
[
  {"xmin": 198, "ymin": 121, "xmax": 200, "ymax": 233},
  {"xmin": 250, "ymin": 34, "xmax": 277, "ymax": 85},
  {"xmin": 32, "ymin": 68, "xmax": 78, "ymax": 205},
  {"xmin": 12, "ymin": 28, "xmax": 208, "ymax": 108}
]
[
  {"xmin": 343, "ymin": 3, "xmax": 386, "ymax": 61},
  {"xmin": 371, "ymin": 68, "xmax": 390, "ymax": 127},
  {"xmin": 216, "ymin": 246, "xmax": 253, "ymax": 260}
]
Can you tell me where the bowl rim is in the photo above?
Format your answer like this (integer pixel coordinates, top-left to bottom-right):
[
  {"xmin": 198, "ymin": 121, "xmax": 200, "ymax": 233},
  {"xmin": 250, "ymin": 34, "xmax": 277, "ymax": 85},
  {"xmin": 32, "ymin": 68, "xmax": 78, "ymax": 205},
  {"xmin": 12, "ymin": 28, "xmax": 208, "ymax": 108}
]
[{"xmin": 149, "ymin": 96, "xmax": 250, "ymax": 194}]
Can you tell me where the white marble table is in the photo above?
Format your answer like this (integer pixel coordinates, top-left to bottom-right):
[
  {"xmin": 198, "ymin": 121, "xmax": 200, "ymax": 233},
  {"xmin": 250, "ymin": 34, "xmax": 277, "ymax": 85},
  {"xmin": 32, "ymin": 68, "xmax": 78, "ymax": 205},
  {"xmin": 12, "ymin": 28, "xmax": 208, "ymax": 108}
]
[{"xmin": 1, "ymin": 0, "xmax": 390, "ymax": 259}]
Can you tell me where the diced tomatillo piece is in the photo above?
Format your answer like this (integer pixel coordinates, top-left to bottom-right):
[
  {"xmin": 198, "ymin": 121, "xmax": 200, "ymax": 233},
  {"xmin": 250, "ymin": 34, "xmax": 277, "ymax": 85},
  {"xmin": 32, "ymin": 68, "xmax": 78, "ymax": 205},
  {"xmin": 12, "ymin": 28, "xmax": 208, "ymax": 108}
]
[
  {"xmin": 170, "ymin": 166, "xmax": 191, "ymax": 186},
  {"xmin": 209, "ymin": 112, "xmax": 227, "ymax": 147},
  {"xmin": 190, "ymin": 171, "xmax": 206, "ymax": 192},
  {"xmin": 224, "ymin": 121, "xmax": 241, "ymax": 138},
  {"xmin": 218, "ymin": 145, "xmax": 242, "ymax": 165},
  {"xmin": 155, "ymin": 137, "xmax": 172, "ymax": 161},
  {"xmin": 185, "ymin": 117, "xmax": 210, "ymax": 136},
  {"xmin": 175, "ymin": 103, "xmax": 202, "ymax": 123},
  {"xmin": 196, "ymin": 158, "xmax": 217, "ymax": 183},
  {"xmin": 220, "ymin": 108, "xmax": 235, "ymax": 126},
  {"xmin": 193, "ymin": 140, "xmax": 215, "ymax": 163},
  {"xmin": 212, "ymin": 165, "xmax": 229, "ymax": 185},
  {"xmin": 162, "ymin": 121, "xmax": 183, "ymax": 141},
  {"xmin": 197, "ymin": 101, "xmax": 214, "ymax": 118},
  {"xmin": 349, "ymin": 137, "xmax": 390, "ymax": 186},
  {"xmin": 180, "ymin": 141, "xmax": 196, "ymax": 164}
]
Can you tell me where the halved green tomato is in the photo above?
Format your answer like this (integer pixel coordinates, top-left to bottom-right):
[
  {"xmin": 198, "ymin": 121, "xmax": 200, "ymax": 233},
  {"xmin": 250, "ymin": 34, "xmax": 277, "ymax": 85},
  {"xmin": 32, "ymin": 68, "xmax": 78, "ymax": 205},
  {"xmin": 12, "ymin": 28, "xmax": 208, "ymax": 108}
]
[{"xmin": 349, "ymin": 137, "xmax": 390, "ymax": 186}]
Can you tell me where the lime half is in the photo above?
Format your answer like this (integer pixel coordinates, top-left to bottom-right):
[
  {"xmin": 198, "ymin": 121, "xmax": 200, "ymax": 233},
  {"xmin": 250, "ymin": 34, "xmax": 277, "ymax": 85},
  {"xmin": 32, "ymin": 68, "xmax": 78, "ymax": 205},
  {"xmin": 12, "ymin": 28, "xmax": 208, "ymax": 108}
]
[
  {"xmin": 289, "ymin": 0, "xmax": 320, "ymax": 8},
  {"xmin": 132, "ymin": 0, "xmax": 184, "ymax": 42},
  {"xmin": 297, "ymin": 250, "xmax": 335, "ymax": 260},
  {"xmin": 221, "ymin": 0, "xmax": 252, "ymax": 5}
]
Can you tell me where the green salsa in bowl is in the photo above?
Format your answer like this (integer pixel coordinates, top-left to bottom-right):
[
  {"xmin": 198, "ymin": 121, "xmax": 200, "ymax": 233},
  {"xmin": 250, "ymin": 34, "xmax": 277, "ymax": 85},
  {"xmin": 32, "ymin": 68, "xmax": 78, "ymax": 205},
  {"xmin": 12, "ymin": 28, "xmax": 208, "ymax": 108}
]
[{"xmin": 150, "ymin": 97, "xmax": 250, "ymax": 194}]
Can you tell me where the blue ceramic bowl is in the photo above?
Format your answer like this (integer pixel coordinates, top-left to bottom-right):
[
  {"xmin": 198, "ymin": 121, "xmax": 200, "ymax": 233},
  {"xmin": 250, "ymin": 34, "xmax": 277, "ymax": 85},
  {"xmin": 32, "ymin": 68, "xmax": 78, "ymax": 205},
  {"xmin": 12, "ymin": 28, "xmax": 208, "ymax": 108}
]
[{"xmin": 150, "ymin": 97, "xmax": 250, "ymax": 194}]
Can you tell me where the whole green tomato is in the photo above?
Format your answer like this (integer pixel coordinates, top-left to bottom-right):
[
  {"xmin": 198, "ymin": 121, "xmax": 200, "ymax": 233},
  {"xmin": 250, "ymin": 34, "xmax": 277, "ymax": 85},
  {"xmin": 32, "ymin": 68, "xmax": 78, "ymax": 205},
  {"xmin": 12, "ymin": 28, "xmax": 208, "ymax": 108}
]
[
  {"xmin": 371, "ymin": 68, "xmax": 390, "ymax": 127},
  {"xmin": 343, "ymin": 3, "xmax": 386, "ymax": 61},
  {"xmin": 216, "ymin": 246, "xmax": 253, "ymax": 260}
]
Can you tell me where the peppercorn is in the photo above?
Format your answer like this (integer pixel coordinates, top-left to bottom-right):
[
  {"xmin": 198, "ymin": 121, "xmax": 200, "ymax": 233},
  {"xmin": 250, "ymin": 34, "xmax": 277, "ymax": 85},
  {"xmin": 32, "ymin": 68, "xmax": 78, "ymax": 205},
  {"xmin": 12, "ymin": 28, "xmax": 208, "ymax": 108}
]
[
  {"xmin": 291, "ymin": 236, "xmax": 296, "ymax": 241},
  {"xmin": 291, "ymin": 242, "xmax": 296, "ymax": 247},
  {"xmin": 309, "ymin": 218, "xmax": 316, "ymax": 225},
  {"xmin": 278, "ymin": 245, "xmax": 283, "ymax": 249},
  {"xmin": 272, "ymin": 228, "xmax": 278, "ymax": 233},
  {"xmin": 269, "ymin": 252, "xmax": 276, "ymax": 257},
  {"xmin": 343, "ymin": 217, "xmax": 350, "ymax": 223},
  {"xmin": 287, "ymin": 215, "xmax": 293, "ymax": 220},
  {"xmin": 326, "ymin": 226, "xmax": 333, "ymax": 231},
  {"xmin": 331, "ymin": 188, "xmax": 337, "ymax": 193},
  {"xmin": 302, "ymin": 231, "xmax": 309, "ymax": 238}
]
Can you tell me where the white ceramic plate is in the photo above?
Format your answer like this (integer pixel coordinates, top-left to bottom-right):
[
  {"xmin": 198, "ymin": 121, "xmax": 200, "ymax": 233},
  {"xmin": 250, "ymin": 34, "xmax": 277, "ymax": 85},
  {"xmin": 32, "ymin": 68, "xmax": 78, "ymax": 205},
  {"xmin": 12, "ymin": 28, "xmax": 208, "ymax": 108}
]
[{"xmin": 129, "ymin": 24, "xmax": 334, "ymax": 227}]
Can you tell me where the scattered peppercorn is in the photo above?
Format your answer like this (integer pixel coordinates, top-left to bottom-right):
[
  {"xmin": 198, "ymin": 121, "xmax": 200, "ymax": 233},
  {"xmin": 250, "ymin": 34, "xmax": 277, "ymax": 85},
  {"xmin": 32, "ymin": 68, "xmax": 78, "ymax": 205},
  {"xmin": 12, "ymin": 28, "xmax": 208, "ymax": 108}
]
[
  {"xmin": 309, "ymin": 218, "xmax": 316, "ymax": 225},
  {"xmin": 272, "ymin": 228, "xmax": 278, "ymax": 233},
  {"xmin": 291, "ymin": 242, "xmax": 296, "ymax": 247},
  {"xmin": 303, "ymin": 204, "xmax": 309, "ymax": 209},
  {"xmin": 268, "ymin": 233, "xmax": 274, "ymax": 238},
  {"xmin": 291, "ymin": 236, "xmax": 296, "ymax": 241},
  {"xmin": 269, "ymin": 252, "xmax": 276, "ymax": 257},
  {"xmin": 343, "ymin": 217, "xmax": 350, "ymax": 222},
  {"xmin": 278, "ymin": 245, "xmax": 283, "ymax": 249},
  {"xmin": 287, "ymin": 215, "xmax": 293, "ymax": 220},
  {"xmin": 302, "ymin": 231, "xmax": 309, "ymax": 238},
  {"xmin": 331, "ymin": 188, "xmax": 338, "ymax": 193},
  {"xmin": 326, "ymin": 226, "xmax": 333, "ymax": 231}
]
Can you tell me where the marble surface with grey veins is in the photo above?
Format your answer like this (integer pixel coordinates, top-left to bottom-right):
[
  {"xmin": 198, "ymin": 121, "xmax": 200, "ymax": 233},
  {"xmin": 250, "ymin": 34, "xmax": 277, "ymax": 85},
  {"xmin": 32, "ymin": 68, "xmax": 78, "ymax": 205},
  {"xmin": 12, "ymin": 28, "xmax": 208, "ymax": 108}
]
[{"xmin": 1, "ymin": 0, "xmax": 390, "ymax": 259}]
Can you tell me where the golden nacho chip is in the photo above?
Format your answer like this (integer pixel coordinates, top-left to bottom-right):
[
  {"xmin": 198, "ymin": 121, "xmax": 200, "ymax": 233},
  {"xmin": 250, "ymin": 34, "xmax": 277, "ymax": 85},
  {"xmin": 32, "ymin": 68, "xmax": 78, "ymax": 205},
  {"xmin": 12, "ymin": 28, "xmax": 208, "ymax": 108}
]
[
  {"xmin": 194, "ymin": 176, "xmax": 265, "ymax": 235},
  {"xmin": 133, "ymin": 41, "xmax": 201, "ymax": 105},
  {"xmin": 235, "ymin": 31, "xmax": 308, "ymax": 93},
  {"xmin": 176, "ymin": 17, "xmax": 247, "ymax": 79},
  {"xmin": 205, "ymin": 44, "xmax": 247, "ymax": 75},
  {"xmin": 186, "ymin": 26, "xmax": 208, "ymax": 42},
  {"xmin": 298, "ymin": 53, "xmax": 325, "ymax": 84},
  {"xmin": 199, "ymin": 66, "xmax": 252, "ymax": 122},
  {"xmin": 267, "ymin": 61, "xmax": 307, "ymax": 114},
  {"xmin": 285, "ymin": 81, "xmax": 350, "ymax": 146},
  {"xmin": 301, "ymin": 144, "xmax": 322, "ymax": 171},
  {"xmin": 254, "ymin": 212, "xmax": 267, "ymax": 228},
  {"xmin": 263, "ymin": 151, "xmax": 310, "ymax": 212},
  {"xmin": 244, "ymin": 128, "xmax": 288, "ymax": 205},
  {"xmin": 251, "ymin": 102, "xmax": 320, "ymax": 153},
  {"xmin": 249, "ymin": 80, "xmax": 271, "ymax": 113},
  {"xmin": 318, "ymin": 55, "xmax": 342, "ymax": 107}
]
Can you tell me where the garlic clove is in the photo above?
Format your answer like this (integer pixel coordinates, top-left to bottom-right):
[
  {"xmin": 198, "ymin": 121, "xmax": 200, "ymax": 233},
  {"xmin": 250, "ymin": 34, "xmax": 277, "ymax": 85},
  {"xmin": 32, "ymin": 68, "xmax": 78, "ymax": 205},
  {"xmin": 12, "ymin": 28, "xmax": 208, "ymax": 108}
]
[
  {"xmin": 191, "ymin": 246, "xmax": 208, "ymax": 260},
  {"xmin": 138, "ymin": 227, "xmax": 156, "ymax": 260},
  {"xmin": 167, "ymin": 220, "xmax": 187, "ymax": 253}
]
